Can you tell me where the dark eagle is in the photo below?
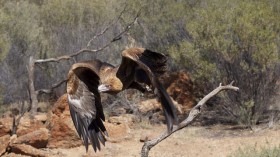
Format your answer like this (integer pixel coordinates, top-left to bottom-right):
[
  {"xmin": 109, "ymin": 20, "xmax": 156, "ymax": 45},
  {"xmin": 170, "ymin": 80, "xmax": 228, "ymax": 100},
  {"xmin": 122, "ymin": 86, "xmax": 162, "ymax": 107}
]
[{"xmin": 66, "ymin": 47, "xmax": 178, "ymax": 152}]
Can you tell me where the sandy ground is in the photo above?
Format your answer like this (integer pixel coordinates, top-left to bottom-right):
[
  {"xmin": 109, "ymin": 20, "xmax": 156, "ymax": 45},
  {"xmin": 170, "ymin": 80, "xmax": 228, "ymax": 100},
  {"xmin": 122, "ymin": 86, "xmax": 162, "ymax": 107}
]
[{"xmin": 45, "ymin": 124, "xmax": 280, "ymax": 157}]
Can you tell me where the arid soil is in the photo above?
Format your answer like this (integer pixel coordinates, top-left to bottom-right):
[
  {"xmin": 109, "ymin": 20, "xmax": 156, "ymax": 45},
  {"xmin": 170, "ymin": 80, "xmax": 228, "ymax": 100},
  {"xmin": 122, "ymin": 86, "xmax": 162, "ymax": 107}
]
[{"xmin": 45, "ymin": 124, "xmax": 280, "ymax": 157}]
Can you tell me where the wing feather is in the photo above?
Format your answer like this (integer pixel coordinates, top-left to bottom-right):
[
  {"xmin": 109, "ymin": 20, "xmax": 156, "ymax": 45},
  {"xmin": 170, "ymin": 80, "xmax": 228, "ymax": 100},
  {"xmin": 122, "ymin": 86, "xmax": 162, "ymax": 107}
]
[
  {"xmin": 67, "ymin": 60, "xmax": 107, "ymax": 152},
  {"xmin": 117, "ymin": 48, "xmax": 178, "ymax": 132}
]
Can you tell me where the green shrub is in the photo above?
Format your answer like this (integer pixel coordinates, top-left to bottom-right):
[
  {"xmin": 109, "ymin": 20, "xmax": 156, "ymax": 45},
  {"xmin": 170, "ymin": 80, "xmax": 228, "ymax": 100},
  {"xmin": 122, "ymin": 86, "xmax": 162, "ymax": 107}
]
[{"xmin": 168, "ymin": 0, "xmax": 280, "ymax": 126}]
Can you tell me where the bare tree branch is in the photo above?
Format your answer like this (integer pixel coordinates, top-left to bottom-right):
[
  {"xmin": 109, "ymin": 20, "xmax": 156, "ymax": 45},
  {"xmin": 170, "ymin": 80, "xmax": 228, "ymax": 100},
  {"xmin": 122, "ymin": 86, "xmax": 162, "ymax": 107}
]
[
  {"xmin": 141, "ymin": 81, "xmax": 239, "ymax": 157},
  {"xmin": 86, "ymin": 4, "xmax": 128, "ymax": 48},
  {"xmin": 36, "ymin": 78, "xmax": 68, "ymax": 94},
  {"xmin": 34, "ymin": 8, "xmax": 140, "ymax": 64},
  {"xmin": 12, "ymin": 101, "xmax": 27, "ymax": 135},
  {"xmin": 27, "ymin": 56, "xmax": 38, "ymax": 116},
  {"xmin": 112, "ymin": 8, "xmax": 142, "ymax": 42}
]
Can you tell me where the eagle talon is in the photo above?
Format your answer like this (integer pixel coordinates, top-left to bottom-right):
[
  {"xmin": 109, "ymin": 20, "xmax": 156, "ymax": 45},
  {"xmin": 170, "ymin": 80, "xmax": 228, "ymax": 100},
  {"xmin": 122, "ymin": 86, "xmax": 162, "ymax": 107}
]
[{"xmin": 145, "ymin": 85, "xmax": 152, "ymax": 92}]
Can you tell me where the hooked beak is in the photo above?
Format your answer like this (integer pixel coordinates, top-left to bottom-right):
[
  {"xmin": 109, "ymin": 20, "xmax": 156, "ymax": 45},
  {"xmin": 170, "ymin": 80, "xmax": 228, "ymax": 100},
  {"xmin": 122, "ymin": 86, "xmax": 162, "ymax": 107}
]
[{"xmin": 98, "ymin": 84, "xmax": 110, "ymax": 92}]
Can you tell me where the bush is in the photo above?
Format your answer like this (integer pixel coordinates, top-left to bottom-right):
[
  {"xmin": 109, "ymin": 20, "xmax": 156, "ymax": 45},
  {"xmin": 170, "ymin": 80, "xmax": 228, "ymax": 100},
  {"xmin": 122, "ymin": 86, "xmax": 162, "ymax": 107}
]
[
  {"xmin": 0, "ymin": 0, "xmax": 130, "ymax": 104},
  {"xmin": 168, "ymin": 0, "xmax": 280, "ymax": 126}
]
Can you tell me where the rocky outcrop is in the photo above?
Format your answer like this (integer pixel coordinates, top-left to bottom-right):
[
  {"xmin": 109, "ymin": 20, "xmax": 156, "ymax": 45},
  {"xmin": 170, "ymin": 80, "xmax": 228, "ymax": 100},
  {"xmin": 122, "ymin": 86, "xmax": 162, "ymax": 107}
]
[
  {"xmin": 47, "ymin": 114, "xmax": 83, "ymax": 148},
  {"xmin": 2, "ymin": 152, "xmax": 30, "ymax": 157},
  {"xmin": 138, "ymin": 98, "xmax": 183, "ymax": 115},
  {"xmin": 10, "ymin": 144, "xmax": 49, "ymax": 157},
  {"xmin": 138, "ymin": 99, "xmax": 161, "ymax": 114},
  {"xmin": 160, "ymin": 71, "xmax": 196, "ymax": 112},
  {"xmin": 108, "ymin": 114, "xmax": 137, "ymax": 125},
  {"xmin": 16, "ymin": 114, "xmax": 46, "ymax": 137},
  {"xmin": 105, "ymin": 122, "xmax": 131, "ymax": 143},
  {"xmin": 0, "ymin": 118, "xmax": 11, "ymax": 137},
  {"xmin": 0, "ymin": 135, "xmax": 10, "ymax": 156},
  {"xmin": 47, "ymin": 94, "xmax": 83, "ymax": 148},
  {"xmin": 13, "ymin": 128, "xmax": 49, "ymax": 148},
  {"xmin": 48, "ymin": 94, "xmax": 135, "ymax": 147},
  {"xmin": 139, "ymin": 132, "xmax": 158, "ymax": 142}
]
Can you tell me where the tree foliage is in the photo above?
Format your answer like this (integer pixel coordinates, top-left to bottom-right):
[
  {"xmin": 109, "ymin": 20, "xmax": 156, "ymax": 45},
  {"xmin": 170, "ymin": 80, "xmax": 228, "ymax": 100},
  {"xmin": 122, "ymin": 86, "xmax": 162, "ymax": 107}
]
[
  {"xmin": 0, "ymin": 0, "xmax": 130, "ymax": 104},
  {"xmin": 168, "ymin": 0, "xmax": 280, "ymax": 125}
]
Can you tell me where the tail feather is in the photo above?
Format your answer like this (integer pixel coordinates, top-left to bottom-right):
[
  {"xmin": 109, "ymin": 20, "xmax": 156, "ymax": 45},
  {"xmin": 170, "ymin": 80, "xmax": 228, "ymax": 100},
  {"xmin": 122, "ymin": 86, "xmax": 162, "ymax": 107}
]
[
  {"xmin": 154, "ymin": 79, "xmax": 178, "ymax": 132},
  {"xmin": 88, "ymin": 128, "xmax": 99, "ymax": 152},
  {"xmin": 97, "ymin": 132, "xmax": 106, "ymax": 146}
]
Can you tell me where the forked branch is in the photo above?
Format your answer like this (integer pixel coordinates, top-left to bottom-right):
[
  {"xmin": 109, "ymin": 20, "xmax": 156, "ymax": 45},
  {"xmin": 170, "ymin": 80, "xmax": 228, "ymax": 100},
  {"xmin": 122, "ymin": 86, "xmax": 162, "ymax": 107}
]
[
  {"xmin": 36, "ymin": 78, "xmax": 68, "ymax": 94},
  {"xmin": 141, "ymin": 82, "xmax": 239, "ymax": 157},
  {"xmin": 34, "ymin": 7, "xmax": 141, "ymax": 64},
  {"xmin": 12, "ymin": 101, "xmax": 27, "ymax": 135},
  {"xmin": 86, "ymin": 4, "xmax": 128, "ymax": 48}
]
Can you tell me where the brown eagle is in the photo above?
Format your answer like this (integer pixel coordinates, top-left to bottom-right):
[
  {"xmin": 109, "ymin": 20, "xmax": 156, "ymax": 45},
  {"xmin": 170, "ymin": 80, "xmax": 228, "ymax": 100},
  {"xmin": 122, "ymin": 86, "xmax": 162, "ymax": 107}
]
[{"xmin": 66, "ymin": 47, "xmax": 178, "ymax": 152}]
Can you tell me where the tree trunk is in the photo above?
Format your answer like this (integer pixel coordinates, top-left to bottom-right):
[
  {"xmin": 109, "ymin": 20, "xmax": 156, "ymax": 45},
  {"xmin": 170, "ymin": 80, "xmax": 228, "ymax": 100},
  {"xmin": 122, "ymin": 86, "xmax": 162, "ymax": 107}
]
[{"xmin": 28, "ymin": 56, "xmax": 38, "ymax": 117}]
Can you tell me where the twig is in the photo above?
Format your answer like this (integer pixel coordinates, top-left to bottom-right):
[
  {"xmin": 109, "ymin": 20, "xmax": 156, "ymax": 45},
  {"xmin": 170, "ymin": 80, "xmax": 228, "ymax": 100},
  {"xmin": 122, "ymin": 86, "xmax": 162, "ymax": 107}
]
[
  {"xmin": 11, "ymin": 101, "xmax": 27, "ymax": 135},
  {"xmin": 36, "ymin": 78, "xmax": 68, "ymax": 94},
  {"xmin": 34, "ymin": 8, "xmax": 140, "ymax": 64},
  {"xmin": 111, "ymin": 7, "xmax": 141, "ymax": 42},
  {"xmin": 141, "ymin": 81, "xmax": 239, "ymax": 157},
  {"xmin": 86, "ymin": 4, "xmax": 128, "ymax": 48}
]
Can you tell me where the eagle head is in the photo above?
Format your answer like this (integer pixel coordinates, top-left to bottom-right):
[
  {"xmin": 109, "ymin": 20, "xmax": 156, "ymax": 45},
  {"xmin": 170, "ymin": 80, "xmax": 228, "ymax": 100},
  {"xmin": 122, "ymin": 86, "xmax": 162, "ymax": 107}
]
[{"xmin": 98, "ymin": 77, "xmax": 123, "ymax": 93}]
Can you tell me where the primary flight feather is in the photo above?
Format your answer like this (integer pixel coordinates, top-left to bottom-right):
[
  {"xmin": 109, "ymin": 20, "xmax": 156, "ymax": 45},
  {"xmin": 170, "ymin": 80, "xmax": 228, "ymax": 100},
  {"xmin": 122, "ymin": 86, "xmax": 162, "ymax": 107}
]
[{"xmin": 66, "ymin": 47, "xmax": 178, "ymax": 152}]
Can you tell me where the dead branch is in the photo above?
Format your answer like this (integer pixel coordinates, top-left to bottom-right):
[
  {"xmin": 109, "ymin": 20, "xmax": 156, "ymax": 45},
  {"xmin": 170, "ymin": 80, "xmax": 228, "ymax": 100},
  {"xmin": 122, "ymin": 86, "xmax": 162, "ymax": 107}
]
[
  {"xmin": 11, "ymin": 101, "xmax": 27, "ymax": 135},
  {"xmin": 36, "ymin": 78, "xmax": 68, "ymax": 94},
  {"xmin": 27, "ymin": 56, "xmax": 38, "ymax": 116},
  {"xmin": 34, "ymin": 8, "xmax": 140, "ymax": 64},
  {"xmin": 141, "ymin": 82, "xmax": 239, "ymax": 157},
  {"xmin": 86, "ymin": 4, "xmax": 128, "ymax": 48}
]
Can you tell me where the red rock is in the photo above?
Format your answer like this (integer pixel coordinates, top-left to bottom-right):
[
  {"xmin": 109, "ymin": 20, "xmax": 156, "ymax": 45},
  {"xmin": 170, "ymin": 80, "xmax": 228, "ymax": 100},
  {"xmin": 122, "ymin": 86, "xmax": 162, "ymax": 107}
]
[
  {"xmin": 34, "ymin": 114, "xmax": 47, "ymax": 123},
  {"xmin": 10, "ymin": 144, "xmax": 48, "ymax": 157},
  {"xmin": 14, "ymin": 128, "xmax": 49, "ymax": 148},
  {"xmin": 51, "ymin": 94, "xmax": 69, "ymax": 117},
  {"xmin": 138, "ymin": 99, "xmax": 161, "ymax": 114},
  {"xmin": 47, "ymin": 115, "xmax": 82, "ymax": 148},
  {"xmin": 16, "ymin": 114, "xmax": 45, "ymax": 137},
  {"xmin": 160, "ymin": 71, "xmax": 196, "ymax": 112},
  {"xmin": 104, "ymin": 122, "xmax": 131, "ymax": 143},
  {"xmin": 47, "ymin": 94, "xmax": 83, "ymax": 148},
  {"xmin": 0, "ymin": 135, "xmax": 10, "ymax": 156},
  {"xmin": 0, "ymin": 119, "xmax": 11, "ymax": 137},
  {"xmin": 138, "ymin": 98, "xmax": 182, "ymax": 115},
  {"xmin": 108, "ymin": 114, "xmax": 137, "ymax": 125},
  {"xmin": 139, "ymin": 132, "xmax": 157, "ymax": 142},
  {"xmin": 2, "ymin": 152, "xmax": 30, "ymax": 157}
]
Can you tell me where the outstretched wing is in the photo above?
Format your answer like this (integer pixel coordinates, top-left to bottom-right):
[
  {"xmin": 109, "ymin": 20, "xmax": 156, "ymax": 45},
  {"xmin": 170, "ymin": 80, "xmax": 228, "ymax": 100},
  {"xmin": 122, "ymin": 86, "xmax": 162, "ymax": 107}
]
[
  {"xmin": 67, "ymin": 60, "xmax": 107, "ymax": 152},
  {"xmin": 116, "ymin": 48, "xmax": 178, "ymax": 132}
]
